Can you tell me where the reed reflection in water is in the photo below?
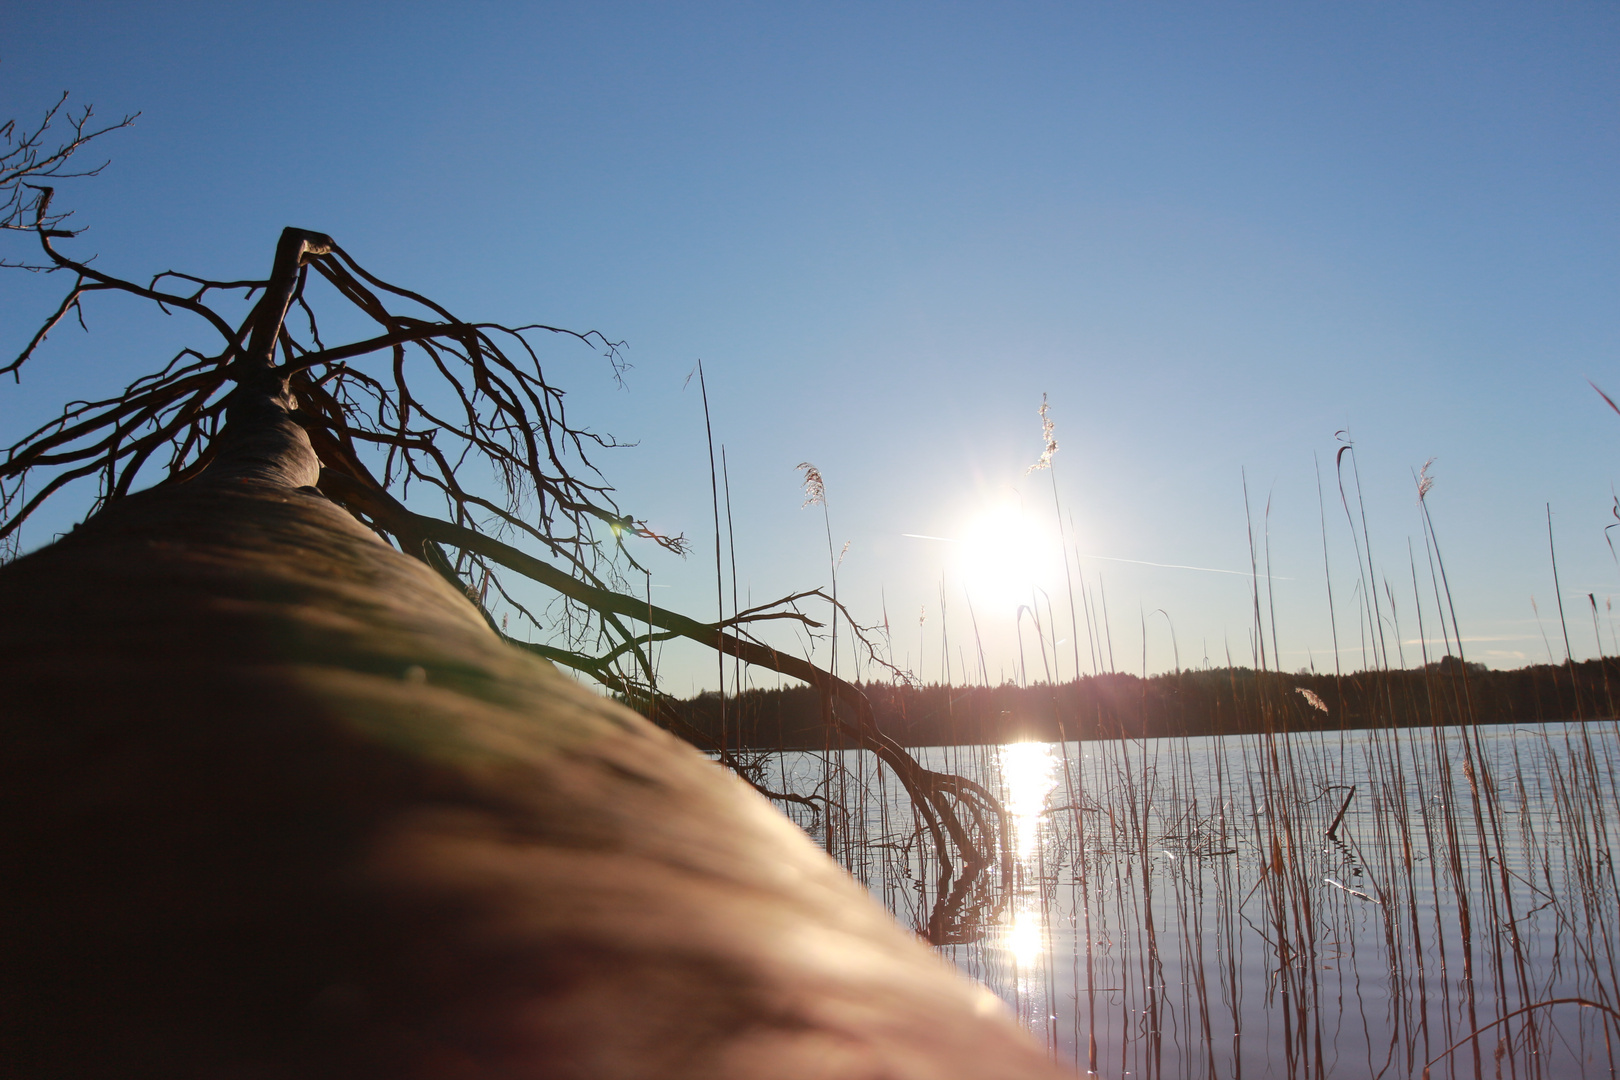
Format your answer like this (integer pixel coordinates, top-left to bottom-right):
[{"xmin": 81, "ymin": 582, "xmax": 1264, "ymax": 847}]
[{"xmin": 764, "ymin": 721, "xmax": 1620, "ymax": 1078}]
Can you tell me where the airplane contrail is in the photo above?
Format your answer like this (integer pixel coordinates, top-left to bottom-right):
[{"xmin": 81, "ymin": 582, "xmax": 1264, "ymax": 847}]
[
  {"xmin": 1074, "ymin": 553, "xmax": 1265, "ymax": 578},
  {"xmin": 901, "ymin": 534, "xmax": 1266, "ymax": 579}
]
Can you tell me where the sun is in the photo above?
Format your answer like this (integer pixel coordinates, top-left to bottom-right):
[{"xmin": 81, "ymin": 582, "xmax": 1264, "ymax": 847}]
[{"xmin": 954, "ymin": 502, "xmax": 1063, "ymax": 610}]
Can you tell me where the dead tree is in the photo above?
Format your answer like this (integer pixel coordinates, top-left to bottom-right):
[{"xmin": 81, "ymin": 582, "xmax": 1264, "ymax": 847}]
[{"xmin": 0, "ymin": 98, "xmax": 1042, "ymax": 1076}]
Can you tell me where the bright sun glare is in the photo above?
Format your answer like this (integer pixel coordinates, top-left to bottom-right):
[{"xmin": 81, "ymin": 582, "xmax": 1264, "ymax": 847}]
[{"xmin": 954, "ymin": 503, "xmax": 1062, "ymax": 611}]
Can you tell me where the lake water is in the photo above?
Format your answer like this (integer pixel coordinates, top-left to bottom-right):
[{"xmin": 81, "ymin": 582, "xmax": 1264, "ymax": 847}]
[{"xmin": 752, "ymin": 720, "xmax": 1620, "ymax": 1078}]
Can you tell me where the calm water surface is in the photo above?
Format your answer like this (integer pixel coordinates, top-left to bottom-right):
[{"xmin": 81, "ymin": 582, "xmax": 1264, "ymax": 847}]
[{"xmin": 764, "ymin": 721, "xmax": 1620, "ymax": 1078}]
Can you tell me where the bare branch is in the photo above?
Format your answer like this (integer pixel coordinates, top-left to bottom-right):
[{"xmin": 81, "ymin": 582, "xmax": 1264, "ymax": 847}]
[{"xmin": 1, "ymin": 93, "xmax": 137, "ymax": 238}]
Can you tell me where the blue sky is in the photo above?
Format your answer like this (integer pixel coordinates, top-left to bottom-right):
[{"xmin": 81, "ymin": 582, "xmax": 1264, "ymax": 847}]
[{"xmin": 3, "ymin": 3, "xmax": 1617, "ymax": 689}]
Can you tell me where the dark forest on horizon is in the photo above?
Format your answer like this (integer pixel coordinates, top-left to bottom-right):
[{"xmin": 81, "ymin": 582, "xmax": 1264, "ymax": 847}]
[{"xmin": 656, "ymin": 657, "xmax": 1620, "ymax": 749}]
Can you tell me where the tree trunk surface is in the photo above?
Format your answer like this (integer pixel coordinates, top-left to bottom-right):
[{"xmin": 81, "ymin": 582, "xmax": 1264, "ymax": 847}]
[{"xmin": 0, "ymin": 467, "xmax": 1064, "ymax": 1078}]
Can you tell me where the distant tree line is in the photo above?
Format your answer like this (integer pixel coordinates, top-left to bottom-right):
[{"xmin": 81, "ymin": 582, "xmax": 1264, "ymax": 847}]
[{"xmin": 663, "ymin": 656, "xmax": 1620, "ymax": 749}]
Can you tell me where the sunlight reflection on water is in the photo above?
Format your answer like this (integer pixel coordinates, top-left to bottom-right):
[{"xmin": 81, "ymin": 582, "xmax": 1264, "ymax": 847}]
[
  {"xmin": 1004, "ymin": 906, "xmax": 1045, "ymax": 970},
  {"xmin": 996, "ymin": 741, "xmax": 1060, "ymax": 1009},
  {"xmin": 998, "ymin": 741, "xmax": 1058, "ymax": 860}
]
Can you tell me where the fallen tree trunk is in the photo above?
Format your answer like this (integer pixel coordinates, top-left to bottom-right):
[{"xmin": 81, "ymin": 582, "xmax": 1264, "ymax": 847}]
[
  {"xmin": 0, "ymin": 184, "xmax": 1055, "ymax": 1074},
  {"xmin": 0, "ymin": 390, "xmax": 1061, "ymax": 1079}
]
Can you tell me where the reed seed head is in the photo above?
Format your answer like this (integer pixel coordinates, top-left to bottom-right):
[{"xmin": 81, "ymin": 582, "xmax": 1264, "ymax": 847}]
[
  {"xmin": 1417, "ymin": 457, "xmax": 1436, "ymax": 501},
  {"xmin": 797, "ymin": 462, "xmax": 825, "ymax": 507},
  {"xmin": 1027, "ymin": 393, "xmax": 1058, "ymax": 473}
]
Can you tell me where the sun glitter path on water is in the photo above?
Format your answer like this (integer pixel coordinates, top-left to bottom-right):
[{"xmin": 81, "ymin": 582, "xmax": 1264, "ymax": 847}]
[
  {"xmin": 996, "ymin": 741, "xmax": 1060, "ymax": 980},
  {"xmin": 999, "ymin": 741, "xmax": 1059, "ymax": 860},
  {"xmin": 1005, "ymin": 908, "xmax": 1045, "ymax": 970}
]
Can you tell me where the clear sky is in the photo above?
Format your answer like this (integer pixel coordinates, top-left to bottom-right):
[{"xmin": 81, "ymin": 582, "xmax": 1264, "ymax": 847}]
[{"xmin": 3, "ymin": 3, "xmax": 1617, "ymax": 691}]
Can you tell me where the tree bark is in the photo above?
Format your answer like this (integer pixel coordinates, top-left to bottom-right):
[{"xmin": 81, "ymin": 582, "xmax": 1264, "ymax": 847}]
[{"xmin": 0, "ymin": 455, "xmax": 1062, "ymax": 1077}]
